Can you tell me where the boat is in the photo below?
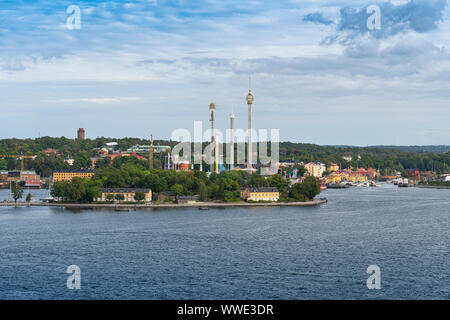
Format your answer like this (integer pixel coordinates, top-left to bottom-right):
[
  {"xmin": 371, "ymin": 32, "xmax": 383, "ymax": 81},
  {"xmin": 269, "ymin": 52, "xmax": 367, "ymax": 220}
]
[
  {"xmin": 327, "ymin": 182, "xmax": 349, "ymax": 189},
  {"xmin": 398, "ymin": 178, "xmax": 410, "ymax": 188},
  {"xmin": 198, "ymin": 207, "xmax": 209, "ymax": 211},
  {"xmin": 115, "ymin": 208, "xmax": 130, "ymax": 212}
]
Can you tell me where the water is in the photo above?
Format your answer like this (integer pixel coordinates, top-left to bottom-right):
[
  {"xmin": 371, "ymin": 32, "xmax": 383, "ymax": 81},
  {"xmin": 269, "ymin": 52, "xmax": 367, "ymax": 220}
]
[{"xmin": 0, "ymin": 184, "xmax": 448, "ymax": 299}]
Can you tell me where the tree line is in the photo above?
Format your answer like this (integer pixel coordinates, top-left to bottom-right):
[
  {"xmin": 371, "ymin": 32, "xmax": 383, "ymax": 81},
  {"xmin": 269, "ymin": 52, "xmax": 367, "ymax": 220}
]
[{"xmin": 2, "ymin": 137, "xmax": 448, "ymax": 174}]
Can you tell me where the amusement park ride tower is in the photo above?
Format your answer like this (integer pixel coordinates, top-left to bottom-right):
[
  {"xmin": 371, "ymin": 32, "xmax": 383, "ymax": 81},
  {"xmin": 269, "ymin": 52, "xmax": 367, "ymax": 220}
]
[
  {"xmin": 246, "ymin": 85, "xmax": 254, "ymax": 170},
  {"xmin": 209, "ymin": 103, "xmax": 216, "ymax": 144},
  {"xmin": 229, "ymin": 112, "xmax": 235, "ymax": 170}
]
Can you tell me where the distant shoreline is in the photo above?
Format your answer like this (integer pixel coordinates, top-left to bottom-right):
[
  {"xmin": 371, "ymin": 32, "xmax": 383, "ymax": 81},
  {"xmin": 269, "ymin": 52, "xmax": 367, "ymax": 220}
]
[{"xmin": 0, "ymin": 199, "xmax": 327, "ymax": 209}]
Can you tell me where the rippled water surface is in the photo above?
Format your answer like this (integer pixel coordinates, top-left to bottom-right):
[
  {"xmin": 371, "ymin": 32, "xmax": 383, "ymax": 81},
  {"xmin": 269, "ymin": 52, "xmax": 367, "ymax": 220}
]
[{"xmin": 0, "ymin": 184, "xmax": 448, "ymax": 299}]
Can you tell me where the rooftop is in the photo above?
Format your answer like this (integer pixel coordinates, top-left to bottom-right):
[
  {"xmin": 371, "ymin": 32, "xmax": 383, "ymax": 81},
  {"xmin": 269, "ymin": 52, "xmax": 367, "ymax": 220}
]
[
  {"xmin": 53, "ymin": 170, "xmax": 94, "ymax": 173},
  {"xmin": 102, "ymin": 188, "xmax": 151, "ymax": 193},
  {"xmin": 243, "ymin": 187, "xmax": 279, "ymax": 193}
]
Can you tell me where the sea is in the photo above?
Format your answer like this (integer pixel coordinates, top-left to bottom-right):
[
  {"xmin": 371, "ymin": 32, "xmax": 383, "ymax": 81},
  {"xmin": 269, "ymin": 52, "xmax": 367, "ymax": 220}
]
[{"xmin": 0, "ymin": 183, "xmax": 448, "ymax": 299}]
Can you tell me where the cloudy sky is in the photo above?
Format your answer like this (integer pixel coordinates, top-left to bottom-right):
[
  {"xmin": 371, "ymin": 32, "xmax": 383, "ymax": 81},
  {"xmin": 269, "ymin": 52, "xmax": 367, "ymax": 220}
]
[{"xmin": 1, "ymin": 0, "xmax": 449, "ymax": 145}]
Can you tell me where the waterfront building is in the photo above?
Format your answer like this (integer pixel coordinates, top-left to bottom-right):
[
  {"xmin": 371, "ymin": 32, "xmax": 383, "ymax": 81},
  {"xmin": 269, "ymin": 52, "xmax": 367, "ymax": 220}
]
[
  {"xmin": 405, "ymin": 169, "xmax": 420, "ymax": 178},
  {"xmin": 98, "ymin": 188, "xmax": 152, "ymax": 203},
  {"xmin": 7, "ymin": 171, "xmax": 21, "ymax": 181},
  {"xmin": 1, "ymin": 170, "xmax": 41, "ymax": 187},
  {"xmin": 324, "ymin": 171, "xmax": 368, "ymax": 184},
  {"xmin": 354, "ymin": 168, "xmax": 379, "ymax": 179},
  {"xmin": 53, "ymin": 170, "xmax": 95, "ymax": 182},
  {"xmin": 20, "ymin": 171, "xmax": 41, "ymax": 187},
  {"xmin": 305, "ymin": 162, "xmax": 326, "ymax": 177},
  {"xmin": 158, "ymin": 191, "xmax": 176, "ymax": 202},
  {"xmin": 177, "ymin": 195, "xmax": 199, "ymax": 204},
  {"xmin": 240, "ymin": 187, "xmax": 280, "ymax": 202}
]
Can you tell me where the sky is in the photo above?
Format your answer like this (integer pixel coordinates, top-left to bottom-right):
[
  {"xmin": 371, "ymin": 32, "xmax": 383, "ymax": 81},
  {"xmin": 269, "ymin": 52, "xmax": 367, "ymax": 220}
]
[{"xmin": 1, "ymin": 0, "xmax": 450, "ymax": 145}]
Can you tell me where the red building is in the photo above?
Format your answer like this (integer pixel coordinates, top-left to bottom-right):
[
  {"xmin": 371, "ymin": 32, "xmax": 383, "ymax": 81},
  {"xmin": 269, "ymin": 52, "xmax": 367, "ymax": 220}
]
[
  {"xmin": 77, "ymin": 128, "xmax": 86, "ymax": 140},
  {"xmin": 405, "ymin": 169, "xmax": 420, "ymax": 177},
  {"xmin": 355, "ymin": 168, "xmax": 379, "ymax": 179},
  {"xmin": 44, "ymin": 148, "xmax": 60, "ymax": 157},
  {"xmin": 20, "ymin": 171, "xmax": 41, "ymax": 188}
]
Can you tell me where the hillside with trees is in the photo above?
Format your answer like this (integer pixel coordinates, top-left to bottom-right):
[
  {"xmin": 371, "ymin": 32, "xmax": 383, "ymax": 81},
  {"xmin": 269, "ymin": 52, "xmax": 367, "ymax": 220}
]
[{"xmin": 0, "ymin": 138, "xmax": 449, "ymax": 175}]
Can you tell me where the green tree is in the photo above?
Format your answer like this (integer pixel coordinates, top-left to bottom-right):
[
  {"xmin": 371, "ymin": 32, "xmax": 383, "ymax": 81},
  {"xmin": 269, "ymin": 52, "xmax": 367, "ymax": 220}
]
[
  {"xmin": 134, "ymin": 192, "xmax": 145, "ymax": 202},
  {"xmin": 267, "ymin": 174, "xmax": 289, "ymax": 194},
  {"xmin": 289, "ymin": 176, "xmax": 321, "ymax": 201},
  {"xmin": 217, "ymin": 182, "xmax": 225, "ymax": 201},
  {"xmin": 66, "ymin": 177, "xmax": 86, "ymax": 202},
  {"xmin": 11, "ymin": 181, "xmax": 24, "ymax": 203},
  {"xmin": 247, "ymin": 174, "xmax": 268, "ymax": 188},
  {"xmin": 170, "ymin": 183, "xmax": 184, "ymax": 196},
  {"xmin": 295, "ymin": 165, "xmax": 307, "ymax": 177},
  {"xmin": 115, "ymin": 194, "xmax": 125, "ymax": 202},
  {"xmin": 106, "ymin": 194, "xmax": 115, "ymax": 203},
  {"xmin": 83, "ymin": 179, "xmax": 103, "ymax": 203},
  {"xmin": 143, "ymin": 173, "xmax": 168, "ymax": 193},
  {"xmin": 26, "ymin": 193, "xmax": 32, "ymax": 202},
  {"xmin": 198, "ymin": 182, "xmax": 208, "ymax": 201},
  {"xmin": 288, "ymin": 183, "xmax": 305, "ymax": 202},
  {"xmin": 0, "ymin": 158, "xmax": 7, "ymax": 170},
  {"xmin": 73, "ymin": 151, "xmax": 92, "ymax": 169}
]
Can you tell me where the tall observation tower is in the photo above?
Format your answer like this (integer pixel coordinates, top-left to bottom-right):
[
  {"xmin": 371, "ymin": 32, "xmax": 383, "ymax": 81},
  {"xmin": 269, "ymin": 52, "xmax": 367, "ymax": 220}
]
[
  {"xmin": 209, "ymin": 103, "xmax": 216, "ymax": 144},
  {"xmin": 246, "ymin": 85, "xmax": 254, "ymax": 170},
  {"xmin": 229, "ymin": 112, "xmax": 235, "ymax": 170}
]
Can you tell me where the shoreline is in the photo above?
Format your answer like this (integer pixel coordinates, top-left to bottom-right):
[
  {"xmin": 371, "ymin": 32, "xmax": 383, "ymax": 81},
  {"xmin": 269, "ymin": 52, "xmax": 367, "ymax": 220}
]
[
  {"xmin": 0, "ymin": 198, "xmax": 327, "ymax": 209},
  {"xmin": 415, "ymin": 185, "xmax": 450, "ymax": 189}
]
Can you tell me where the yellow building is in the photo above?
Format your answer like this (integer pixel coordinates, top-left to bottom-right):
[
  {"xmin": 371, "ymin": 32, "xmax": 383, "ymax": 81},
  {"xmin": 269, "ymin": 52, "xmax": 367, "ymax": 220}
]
[
  {"xmin": 53, "ymin": 170, "xmax": 95, "ymax": 182},
  {"xmin": 324, "ymin": 171, "xmax": 369, "ymax": 184},
  {"xmin": 305, "ymin": 162, "xmax": 326, "ymax": 177},
  {"xmin": 240, "ymin": 187, "xmax": 280, "ymax": 202},
  {"xmin": 98, "ymin": 188, "xmax": 152, "ymax": 203}
]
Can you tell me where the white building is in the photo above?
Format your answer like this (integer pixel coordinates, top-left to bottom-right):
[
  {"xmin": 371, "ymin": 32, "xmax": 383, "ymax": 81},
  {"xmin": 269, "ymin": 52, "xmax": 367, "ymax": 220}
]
[{"xmin": 305, "ymin": 162, "xmax": 326, "ymax": 177}]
